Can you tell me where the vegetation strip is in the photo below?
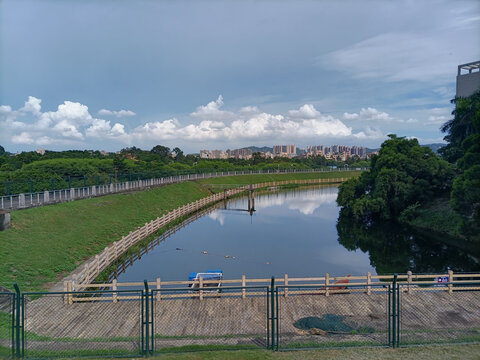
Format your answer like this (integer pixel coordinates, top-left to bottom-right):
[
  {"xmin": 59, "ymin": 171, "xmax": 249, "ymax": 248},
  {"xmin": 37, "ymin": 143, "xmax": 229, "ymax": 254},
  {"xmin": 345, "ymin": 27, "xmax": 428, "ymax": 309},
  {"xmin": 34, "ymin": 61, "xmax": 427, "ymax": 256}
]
[{"xmin": 0, "ymin": 171, "xmax": 359, "ymax": 293}]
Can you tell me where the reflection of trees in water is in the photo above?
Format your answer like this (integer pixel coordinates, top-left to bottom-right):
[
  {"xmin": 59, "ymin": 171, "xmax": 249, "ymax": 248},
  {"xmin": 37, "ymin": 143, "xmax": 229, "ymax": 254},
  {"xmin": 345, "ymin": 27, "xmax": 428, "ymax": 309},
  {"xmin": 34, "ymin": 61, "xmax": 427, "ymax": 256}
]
[{"xmin": 336, "ymin": 210, "xmax": 480, "ymax": 274}]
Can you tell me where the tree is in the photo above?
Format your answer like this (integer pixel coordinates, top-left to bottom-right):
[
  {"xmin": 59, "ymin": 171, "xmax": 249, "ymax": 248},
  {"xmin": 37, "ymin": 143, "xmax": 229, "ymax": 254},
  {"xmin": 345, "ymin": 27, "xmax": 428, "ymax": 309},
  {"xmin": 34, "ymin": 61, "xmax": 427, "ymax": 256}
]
[
  {"xmin": 441, "ymin": 90, "xmax": 480, "ymax": 240},
  {"xmin": 337, "ymin": 135, "xmax": 455, "ymax": 221},
  {"xmin": 150, "ymin": 145, "xmax": 170, "ymax": 160},
  {"xmin": 172, "ymin": 147, "xmax": 184, "ymax": 161}
]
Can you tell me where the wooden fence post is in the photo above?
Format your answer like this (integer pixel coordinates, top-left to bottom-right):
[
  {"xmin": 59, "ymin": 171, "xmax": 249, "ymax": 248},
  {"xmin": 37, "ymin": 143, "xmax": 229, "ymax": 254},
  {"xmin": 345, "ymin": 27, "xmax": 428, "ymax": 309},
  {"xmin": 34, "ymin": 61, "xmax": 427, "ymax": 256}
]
[
  {"xmin": 284, "ymin": 274, "xmax": 289, "ymax": 297},
  {"xmin": 199, "ymin": 276, "xmax": 204, "ymax": 300},
  {"xmin": 156, "ymin": 277, "xmax": 161, "ymax": 301},
  {"xmin": 325, "ymin": 273, "xmax": 330, "ymax": 296},
  {"xmin": 448, "ymin": 269, "xmax": 454, "ymax": 294},
  {"xmin": 242, "ymin": 275, "xmax": 246, "ymax": 299},
  {"xmin": 407, "ymin": 271, "xmax": 412, "ymax": 294},
  {"xmin": 67, "ymin": 280, "xmax": 73, "ymax": 305},
  {"xmin": 367, "ymin": 272, "xmax": 371, "ymax": 295},
  {"xmin": 112, "ymin": 279, "xmax": 118, "ymax": 303}
]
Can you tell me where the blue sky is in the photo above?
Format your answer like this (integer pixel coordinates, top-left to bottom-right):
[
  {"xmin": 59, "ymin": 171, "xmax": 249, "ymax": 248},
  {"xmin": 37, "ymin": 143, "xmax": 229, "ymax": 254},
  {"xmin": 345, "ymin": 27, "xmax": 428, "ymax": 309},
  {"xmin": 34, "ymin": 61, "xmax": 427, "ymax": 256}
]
[{"xmin": 1, "ymin": 0, "xmax": 479, "ymax": 153}]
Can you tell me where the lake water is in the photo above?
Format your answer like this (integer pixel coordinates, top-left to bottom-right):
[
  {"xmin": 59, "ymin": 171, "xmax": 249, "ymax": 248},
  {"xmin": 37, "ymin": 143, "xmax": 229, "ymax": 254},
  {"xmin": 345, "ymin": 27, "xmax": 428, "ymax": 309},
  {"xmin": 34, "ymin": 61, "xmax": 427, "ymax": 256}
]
[
  {"xmin": 114, "ymin": 186, "xmax": 376, "ymax": 282},
  {"xmin": 112, "ymin": 185, "xmax": 480, "ymax": 283}
]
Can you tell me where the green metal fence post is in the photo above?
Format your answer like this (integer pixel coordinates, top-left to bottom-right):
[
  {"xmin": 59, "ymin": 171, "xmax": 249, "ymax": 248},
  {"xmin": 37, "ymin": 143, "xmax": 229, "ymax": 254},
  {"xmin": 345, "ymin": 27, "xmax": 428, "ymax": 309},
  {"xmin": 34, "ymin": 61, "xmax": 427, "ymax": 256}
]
[
  {"xmin": 396, "ymin": 277, "xmax": 400, "ymax": 347},
  {"xmin": 266, "ymin": 286, "xmax": 270, "ymax": 349},
  {"xmin": 144, "ymin": 280, "xmax": 149, "ymax": 357},
  {"xmin": 392, "ymin": 274, "xmax": 397, "ymax": 348},
  {"xmin": 270, "ymin": 277, "xmax": 275, "ymax": 351},
  {"xmin": 388, "ymin": 284, "xmax": 391, "ymax": 347},
  {"xmin": 13, "ymin": 283, "xmax": 21, "ymax": 358}
]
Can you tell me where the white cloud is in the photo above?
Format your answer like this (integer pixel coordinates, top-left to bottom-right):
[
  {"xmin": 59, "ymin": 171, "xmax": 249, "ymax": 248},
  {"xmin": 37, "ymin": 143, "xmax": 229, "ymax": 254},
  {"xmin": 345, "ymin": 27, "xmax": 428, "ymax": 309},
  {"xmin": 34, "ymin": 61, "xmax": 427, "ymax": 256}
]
[
  {"xmin": 190, "ymin": 95, "xmax": 235, "ymax": 121},
  {"xmin": 426, "ymin": 107, "xmax": 452, "ymax": 125},
  {"xmin": 0, "ymin": 105, "xmax": 12, "ymax": 114},
  {"xmin": 288, "ymin": 104, "xmax": 320, "ymax": 119},
  {"xmin": 2, "ymin": 95, "xmax": 387, "ymax": 148},
  {"xmin": 343, "ymin": 112, "xmax": 359, "ymax": 120},
  {"xmin": 12, "ymin": 132, "xmax": 35, "ymax": 145},
  {"xmin": 359, "ymin": 107, "xmax": 393, "ymax": 121},
  {"xmin": 342, "ymin": 107, "xmax": 393, "ymax": 122},
  {"xmin": 20, "ymin": 96, "xmax": 42, "ymax": 116},
  {"xmin": 98, "ymin": 109, "xmax": 136, "ymax": 117},
  {"xmin": 86, "ymin": 119, "xmax": 127, "ymax": 139}
]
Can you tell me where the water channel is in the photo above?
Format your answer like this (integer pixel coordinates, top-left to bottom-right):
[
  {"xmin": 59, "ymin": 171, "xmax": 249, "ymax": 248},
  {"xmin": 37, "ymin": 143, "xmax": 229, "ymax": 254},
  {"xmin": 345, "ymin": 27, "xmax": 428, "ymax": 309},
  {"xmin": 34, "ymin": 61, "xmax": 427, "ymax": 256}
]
[{"xmin": 111, "ymin": 186, "xmax": 480, "ymax": 282}]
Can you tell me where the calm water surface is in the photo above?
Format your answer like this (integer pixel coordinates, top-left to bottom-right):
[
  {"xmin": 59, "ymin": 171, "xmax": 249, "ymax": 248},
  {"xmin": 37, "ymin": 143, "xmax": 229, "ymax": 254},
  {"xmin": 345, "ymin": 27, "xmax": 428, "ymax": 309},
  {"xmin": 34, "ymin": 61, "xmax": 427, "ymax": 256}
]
[{"xmin": 114, "ymin": 186, "xmax": 376, "ymax": 282}]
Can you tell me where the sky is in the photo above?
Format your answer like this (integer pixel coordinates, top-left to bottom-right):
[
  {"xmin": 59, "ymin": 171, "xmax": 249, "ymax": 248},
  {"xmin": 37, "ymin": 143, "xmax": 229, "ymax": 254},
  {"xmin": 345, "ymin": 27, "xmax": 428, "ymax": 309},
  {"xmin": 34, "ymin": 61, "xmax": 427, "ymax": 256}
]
[{"xmin": 1, "ymin": 0, "xmax": 479, "ymax": 154}]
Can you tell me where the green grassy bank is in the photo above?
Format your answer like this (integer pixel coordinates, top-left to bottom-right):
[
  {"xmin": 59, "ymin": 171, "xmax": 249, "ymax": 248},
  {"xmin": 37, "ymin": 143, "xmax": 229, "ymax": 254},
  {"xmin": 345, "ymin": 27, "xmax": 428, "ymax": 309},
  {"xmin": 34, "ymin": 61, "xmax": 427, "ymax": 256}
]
[{"xmin": 0, "ymin": 171, "xmax": 360, "ymax": 292}]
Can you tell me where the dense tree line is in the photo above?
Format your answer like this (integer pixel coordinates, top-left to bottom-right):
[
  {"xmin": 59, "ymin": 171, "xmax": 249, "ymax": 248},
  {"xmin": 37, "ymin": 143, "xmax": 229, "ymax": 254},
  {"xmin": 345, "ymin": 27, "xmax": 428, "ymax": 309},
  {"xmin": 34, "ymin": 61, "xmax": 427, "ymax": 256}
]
[
  {"xmin": 0, "ymin": 145, "xmax": 367, "ymax": 195},
  {"xmin": 337, "ymin": 90, "xmax": 480, "ymax": 242}
]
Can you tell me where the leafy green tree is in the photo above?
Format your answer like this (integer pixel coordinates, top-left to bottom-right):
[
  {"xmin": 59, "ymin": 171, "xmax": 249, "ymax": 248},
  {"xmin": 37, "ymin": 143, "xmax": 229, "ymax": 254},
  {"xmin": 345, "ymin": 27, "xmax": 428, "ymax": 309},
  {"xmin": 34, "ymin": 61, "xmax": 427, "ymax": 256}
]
[
  {"xmin": 172, "ymin": 147, "xmax": 184, "ymax": 161},
  {"xmin": 440, "ymin": 91, "xmax": 480, "ymax": 164},
  {"xmin": 442, "ymin": 90, "xmax": 480, "ymax": 240},
  {"xmin": 337, "ymin": 135, "xmax": 454, "ymax": 221}
]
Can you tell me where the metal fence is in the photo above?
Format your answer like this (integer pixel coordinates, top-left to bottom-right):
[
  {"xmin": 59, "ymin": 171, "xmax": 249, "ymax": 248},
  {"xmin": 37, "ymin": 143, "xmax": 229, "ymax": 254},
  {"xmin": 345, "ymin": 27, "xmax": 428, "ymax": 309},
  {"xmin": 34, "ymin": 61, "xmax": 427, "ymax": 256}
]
[
  {"xmin": 20, "ymin": 290, "xmax": 144, "ymax": 359},
  {"xmin": 274, "ymin": 284, "xmax": 391, "ymax": 350},
  {"xmin": 398, "ymin": 282, "xmax": 480, "ymax": 346},
  {"xmin": 0, "ymin": 293, "xmax": 15, "ymax": 359},
  {"xmin": 1, "ymin": 278, "xmax": 479, "ymax": 358},
  {"xmin": 150, "ymin": 286, "xmax": 270, "ymax": 354}
]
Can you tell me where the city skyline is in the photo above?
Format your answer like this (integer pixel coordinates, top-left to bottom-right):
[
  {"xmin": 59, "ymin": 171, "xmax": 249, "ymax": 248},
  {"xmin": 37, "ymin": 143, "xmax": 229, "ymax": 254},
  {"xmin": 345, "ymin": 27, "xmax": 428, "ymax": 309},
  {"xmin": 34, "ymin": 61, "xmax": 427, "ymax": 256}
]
[{"xmin": 1, "ymin": 0, "xmax": 479, "ymax": 153}]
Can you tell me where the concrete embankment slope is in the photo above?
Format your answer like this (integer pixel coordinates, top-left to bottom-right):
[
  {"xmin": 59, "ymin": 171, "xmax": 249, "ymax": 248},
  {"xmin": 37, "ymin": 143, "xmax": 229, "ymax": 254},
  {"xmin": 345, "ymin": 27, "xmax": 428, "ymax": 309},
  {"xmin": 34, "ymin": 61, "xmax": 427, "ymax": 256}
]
[{"xmin": 0, "ymin": 171, "xmax": 360, "ymax": 293}]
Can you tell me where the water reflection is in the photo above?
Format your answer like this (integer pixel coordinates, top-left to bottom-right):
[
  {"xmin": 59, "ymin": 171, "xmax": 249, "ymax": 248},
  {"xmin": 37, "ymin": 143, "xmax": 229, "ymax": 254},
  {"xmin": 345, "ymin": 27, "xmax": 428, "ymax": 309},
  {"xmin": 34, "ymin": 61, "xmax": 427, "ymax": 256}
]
[
  {"xmin": 110, "ymin": 186, "xmax": 376, "ymax": 282},
  {"xmin": 336, "ymin": 211, "xmax": 480, "ymax": 274}
]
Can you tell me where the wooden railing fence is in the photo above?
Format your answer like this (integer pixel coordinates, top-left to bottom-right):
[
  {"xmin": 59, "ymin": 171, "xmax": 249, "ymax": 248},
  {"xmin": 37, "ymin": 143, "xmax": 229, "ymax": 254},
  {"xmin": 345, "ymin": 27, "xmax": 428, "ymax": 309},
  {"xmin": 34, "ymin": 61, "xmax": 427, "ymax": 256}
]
[{"xmin": 65, "ymin": 271, "xmax": 480, "ymax": 304}]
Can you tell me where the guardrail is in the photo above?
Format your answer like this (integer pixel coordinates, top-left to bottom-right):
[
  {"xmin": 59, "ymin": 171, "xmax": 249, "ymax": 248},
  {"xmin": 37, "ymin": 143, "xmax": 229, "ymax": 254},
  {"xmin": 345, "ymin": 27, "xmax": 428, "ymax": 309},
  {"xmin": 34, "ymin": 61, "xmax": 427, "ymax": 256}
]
[{"xmin": 0, "ymin": 168, "xmax": 362, "ymax": 210}]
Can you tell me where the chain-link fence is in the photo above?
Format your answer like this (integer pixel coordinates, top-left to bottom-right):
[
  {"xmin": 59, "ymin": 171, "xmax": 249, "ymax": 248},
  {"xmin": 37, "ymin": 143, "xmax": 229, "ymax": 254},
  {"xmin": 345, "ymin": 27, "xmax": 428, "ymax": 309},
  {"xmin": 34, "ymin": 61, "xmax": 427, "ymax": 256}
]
[
  {"xmin": 3, "ymin": 279, "xmax": 480, "ymax": 358},
  {"xmin": 0, "ymin": 292, "xmax": 15, "ymax": 359},
  {"xmin": 275, "ymin": 285, "xmax": 391, "ymax": 350},
  {"xmin": 151, "ymin": 286, "xmax": 270, "ymax": 354},
  {"xmin": 399, "ymin": 283, "xmax": 480, "ymax": 346},
  {"xmin": 274, "ymin": 284, "xmax": 391, "ymax": 350},
  {"xmin": 20, "ymin": 290, "xmax": 143, "ymax": 359}
]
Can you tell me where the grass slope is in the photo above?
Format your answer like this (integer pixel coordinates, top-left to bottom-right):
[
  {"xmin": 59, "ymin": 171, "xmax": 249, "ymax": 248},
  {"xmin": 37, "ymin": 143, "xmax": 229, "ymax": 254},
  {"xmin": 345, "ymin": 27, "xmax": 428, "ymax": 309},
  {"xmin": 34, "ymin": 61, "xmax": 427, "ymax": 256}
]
[
  {"xmin": 0, "ymin": 172, "xmax": 360, "ymax": 292},
  {"xmin": 0, "ymin": 182, "xmax": 211, "ymax": 292}
]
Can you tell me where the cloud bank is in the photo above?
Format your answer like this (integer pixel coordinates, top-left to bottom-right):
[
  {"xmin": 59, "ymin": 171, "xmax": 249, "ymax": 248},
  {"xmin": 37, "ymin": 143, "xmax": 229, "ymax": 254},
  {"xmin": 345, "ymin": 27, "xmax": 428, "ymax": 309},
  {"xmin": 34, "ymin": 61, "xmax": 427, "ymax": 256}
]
[{"xmin": 1, "ymin": 95, "xmax": 392, "ymax": 150}]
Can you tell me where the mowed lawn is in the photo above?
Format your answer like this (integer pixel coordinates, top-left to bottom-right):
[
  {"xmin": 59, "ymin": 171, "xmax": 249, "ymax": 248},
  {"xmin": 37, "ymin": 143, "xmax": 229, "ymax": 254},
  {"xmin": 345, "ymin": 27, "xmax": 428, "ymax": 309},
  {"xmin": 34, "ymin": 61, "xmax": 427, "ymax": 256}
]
[{"xmin": 0, "ymin": 171, "xmax": 360, "ymax": 292}]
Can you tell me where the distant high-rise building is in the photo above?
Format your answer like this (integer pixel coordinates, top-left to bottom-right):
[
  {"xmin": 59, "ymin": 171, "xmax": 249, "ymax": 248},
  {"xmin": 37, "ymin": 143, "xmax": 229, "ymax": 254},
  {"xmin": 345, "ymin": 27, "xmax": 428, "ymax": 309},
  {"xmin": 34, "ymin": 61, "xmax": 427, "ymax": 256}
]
[{"xmin": 273, "ymin": 145, "xmax": 296, "ymax": 157}]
